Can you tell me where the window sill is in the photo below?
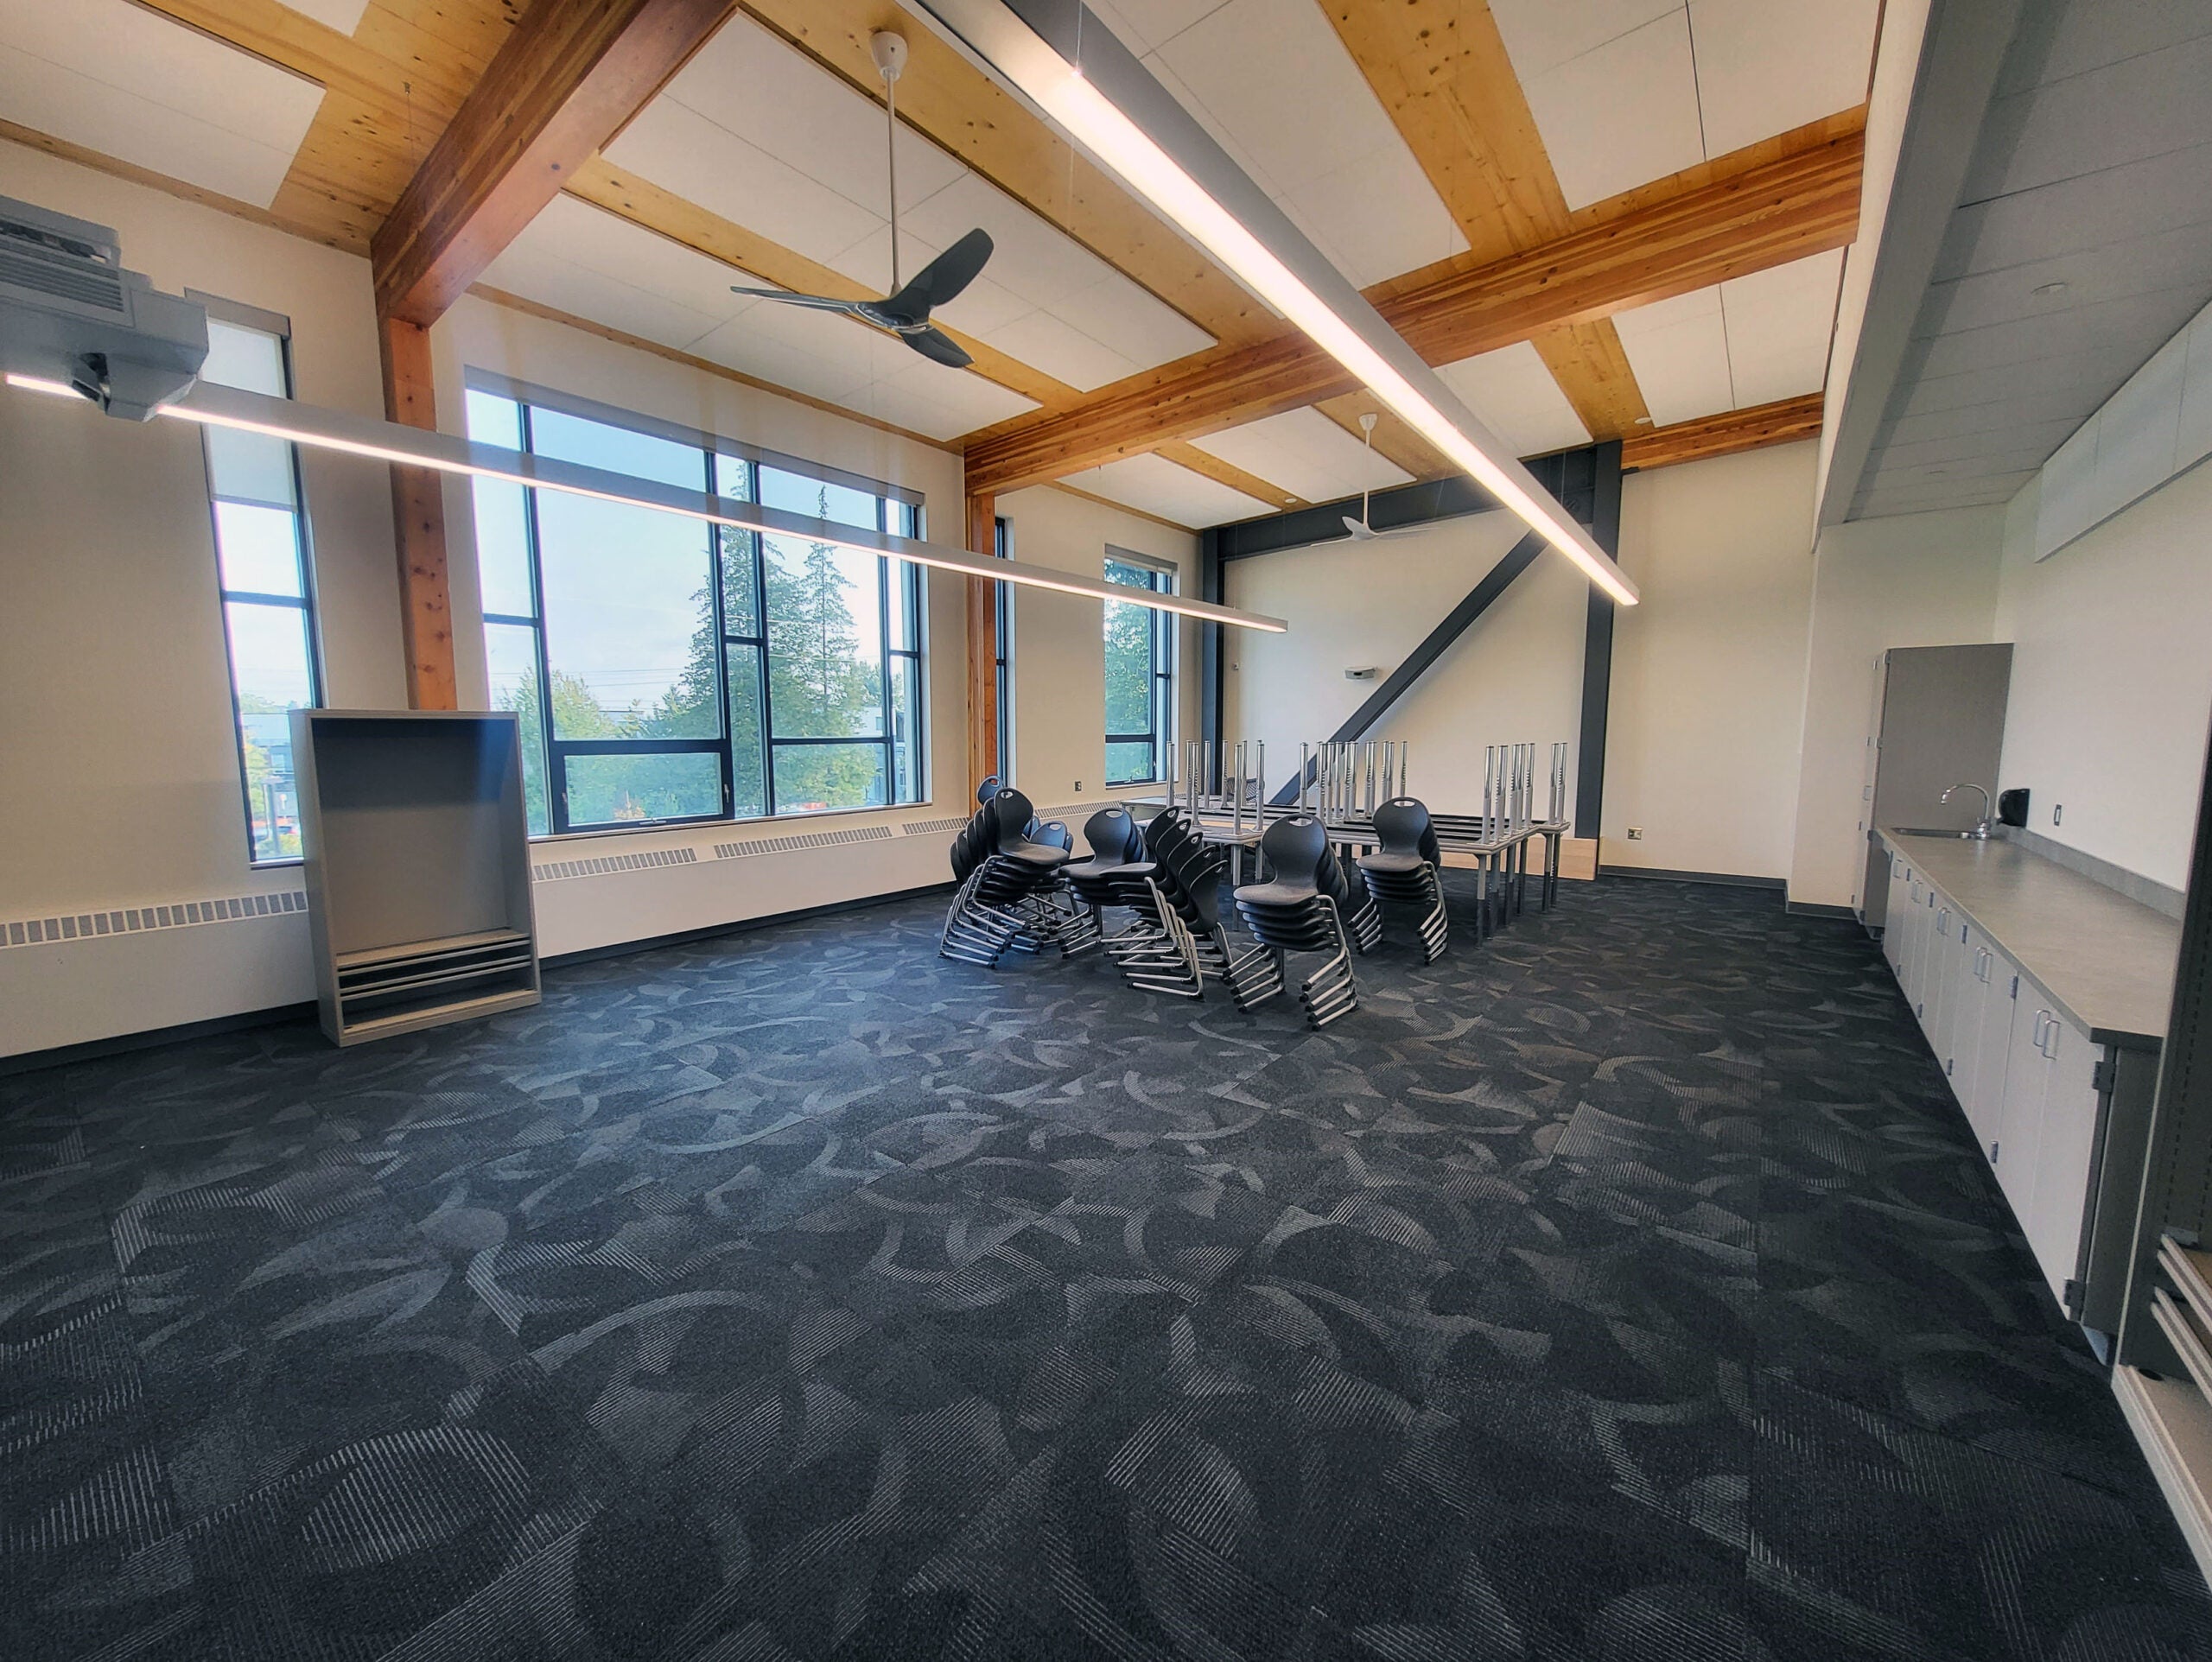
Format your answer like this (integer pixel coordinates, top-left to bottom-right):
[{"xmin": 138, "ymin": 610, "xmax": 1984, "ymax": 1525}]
[{"xmin": 526, "ymin": 798, "xmax": 937, "ymax": 847}]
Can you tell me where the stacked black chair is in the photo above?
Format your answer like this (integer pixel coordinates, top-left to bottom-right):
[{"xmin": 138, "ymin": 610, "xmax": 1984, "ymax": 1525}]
[
  {"xmin": 940, "ymin": 786, "xmax": 1076, "ymax": 967},
  {"xmin": 1060, "ymin": 806, "xmax": 1147, "ymax": 956},
  {"xmin": 1357, "ymin": 796, "xmax": 1449, "ymax": 963},
  {"xmin": 1230, "ymin": 816, "xmax": 1360, "ymax": 1028},
  {"xmin": 1104, "ymin": 809, "xmax": 1236, "ymax": 998}
]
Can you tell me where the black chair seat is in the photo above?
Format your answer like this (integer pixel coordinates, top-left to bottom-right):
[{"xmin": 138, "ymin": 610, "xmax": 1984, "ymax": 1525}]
[
  {"xmin": 1357, "ymin": 851, "xmax": 1427, "ymax": 876},
  {"xmin": 1233, "ymin": 879, "xmax": 1319, "ymax": 910},
  {"xmin": 1001, "ymin": 841, "xmax": 1069, "ymax": 869}
]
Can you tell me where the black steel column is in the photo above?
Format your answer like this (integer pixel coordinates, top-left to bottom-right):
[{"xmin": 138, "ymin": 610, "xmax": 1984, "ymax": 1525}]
[{"xmin": 1575, "ymin": 440, "xmax": 1624, "ymax": 841}]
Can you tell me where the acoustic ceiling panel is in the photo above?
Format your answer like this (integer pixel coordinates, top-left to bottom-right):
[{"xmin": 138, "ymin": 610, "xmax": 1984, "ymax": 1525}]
[
  {"xmin": 1611, "ymin": 286, "xmax": 1734, "ymax": 426},
  {"xmin": 1612, "ymin": 249, "xmax": 1842, "ymax": 424},
  {"xmin": 1433, "ymin": 340, "xmax": 1594, "ymax": 458},
  {"xmin": 1097, "ymin": 0, "xmax": 1466, "ymax": 287},
  {"xmin": 1491, "ymin": 0, "xmax": 1878, "ymax": 209},
  {"xmin": 1190, "ymin": 408, "xmax": 1409, "ymax": 503},
  {"xmin": 606, "ymin": 11, "xmax": 1210, "ymax": 396},
  {"xmin": 1058, "ymin": 453, "xmax": 1274, "ymax": 528},
  {"xmin": 0, "ymin": 0, "xmax": 326, "ymax": 207},
  {"xmin": 283, "ymin": 0, "xmax": 372, "ymax": 35}
]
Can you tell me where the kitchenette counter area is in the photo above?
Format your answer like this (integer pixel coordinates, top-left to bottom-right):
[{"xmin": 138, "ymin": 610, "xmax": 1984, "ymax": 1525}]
[{"xmin": 1875, "ymin": 828, "xmax": 2181, "ymax": 1049}]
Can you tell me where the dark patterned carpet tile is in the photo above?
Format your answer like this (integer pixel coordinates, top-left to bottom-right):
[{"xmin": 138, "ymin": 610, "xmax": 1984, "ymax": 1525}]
[
  {"xmin": 1538, "ymin": 1155, "xmax": 1760, "ymax": 1251},
  {"xmin": 0, "ymin": 1180, "xmax": 123, "ymax": 1348},
  {"xmin": 1324, "ymin": 1391, "xmax": 1755, "ymax": 1660},
  {"xmin": 1750, "ymin": 1378, "xmax": 2212, "ymax": 1662},
  {"xmin": 1756, "ymin": 1194, "xmax": 2067, "ymax": 1344},
  {"xmin": 1751, "ymin": 1282, "xmax": 2142, "ymax": 1494},
  {"xmin": 1035, "ymin": 1154, "xmax": 1299, "ymax": 1297}
]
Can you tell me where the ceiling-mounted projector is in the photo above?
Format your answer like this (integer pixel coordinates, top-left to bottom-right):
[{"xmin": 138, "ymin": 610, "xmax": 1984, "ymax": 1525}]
[{"xmin": 0, "ymin": 194, "xmax": 205, "ymax": 420}]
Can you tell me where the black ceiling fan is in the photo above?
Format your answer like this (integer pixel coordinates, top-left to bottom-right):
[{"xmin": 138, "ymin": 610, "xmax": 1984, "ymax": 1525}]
[{"xmin": 729, "ymin": 31, "xmax": 992, "ymax": 371}]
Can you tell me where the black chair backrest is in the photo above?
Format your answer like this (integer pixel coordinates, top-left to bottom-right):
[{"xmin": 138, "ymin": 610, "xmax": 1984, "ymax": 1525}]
[
  {"xmin": 1258, "ymin": 816, "xmax": 1329, "ymax": 893},
  {"xmin": 1034, "ymin": 821, "xmax": 1073, "ymax": 853},
  {"xmin": 1372, "ymin": 798, "xmax": 1433, "ymax": 861},
  {"xmin": 976, "ymin": 775, "xmax": 1001, "ymax": 805},
  {"xmin": 1083, "ymin": 807, "xmax": 1138, "ymax": 864},
  {"xmin": 991, "ymin": 787, "xmax": 1039, "ymax": 848}
]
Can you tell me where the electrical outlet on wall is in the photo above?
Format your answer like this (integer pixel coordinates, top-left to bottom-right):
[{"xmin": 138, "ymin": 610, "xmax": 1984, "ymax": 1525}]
[
  {"xmin": 1626, "ymin": 827, "xmax": 1643, "ymax": 841},
  {"xmin": 1075, "ymin": 781, "xmax": 1083, "ymax": 794},
  {"xmin": 2054, "ymin": 803, "xmax": 2063, "ymax": 826}
]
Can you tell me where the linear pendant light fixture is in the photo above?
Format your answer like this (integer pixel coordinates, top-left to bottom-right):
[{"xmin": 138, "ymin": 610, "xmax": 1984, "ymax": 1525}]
[
  {"xmin": 4, "ymin": 373, "xmax": 1287, "ymax": 632},
  {"xmin": 912, "ymin": 0, "xmax": 1638, "ymax": 607}
]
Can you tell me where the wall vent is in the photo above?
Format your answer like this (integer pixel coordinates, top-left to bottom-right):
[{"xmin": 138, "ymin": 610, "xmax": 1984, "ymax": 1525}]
[
  {"xmin": 533, "ymin": 847, "xmax": 700, "ymax": 883},
  {"xmin": 715, "ymin": 824, "xmax": 893, "ymax": 860},
  {"xmin": 1, "ymin": 889, "xmax": 307, "ymax": 951},
  {"xmin": 901, "ymin": 816, "xmax": 969, "ymax": 836}
]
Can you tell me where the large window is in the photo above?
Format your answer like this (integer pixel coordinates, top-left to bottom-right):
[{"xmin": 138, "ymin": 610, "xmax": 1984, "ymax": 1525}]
[
  {"xmin": 467, "ymin": 384, "xmax": 925, "ymax": 835},
  {"xmin": 1103, "ymin": 551, "xmax": 1173, "ymax": 788},
  {"xmin": 197, "ymin": 299, "xmax": 320, "ymax": 864}
]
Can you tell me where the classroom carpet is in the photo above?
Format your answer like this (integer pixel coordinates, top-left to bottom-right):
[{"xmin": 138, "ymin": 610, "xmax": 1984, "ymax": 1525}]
[{"xmin": 3, "ymin": 873, "xmax": 2208, "ymax": 1660}]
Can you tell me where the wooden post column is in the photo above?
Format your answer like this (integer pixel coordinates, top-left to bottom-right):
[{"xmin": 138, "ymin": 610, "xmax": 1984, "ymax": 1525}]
[
  {"xmin": 964, "ymin": 492, "xmax": 998, "ymax": 803},
  {"xmin": 379, "ymin": 315, "xmax": 457, "ymax": 710}
]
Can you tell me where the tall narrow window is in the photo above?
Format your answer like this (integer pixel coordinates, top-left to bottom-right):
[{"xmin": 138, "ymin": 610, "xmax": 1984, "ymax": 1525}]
[
  {"xmin": 994, "ymin": 516, "xmax": 1013, "ymax": 785},
  {"xmin": 196, "ymin": 299, "xmax": 320, "ymax": 863},
  {"xmin": 1103, "ymin": 551, "xmax": 1173, "ymax": 788},
  {"xmin": 467, "ymin": 381, "xmax": 926, "ymax": 834}
]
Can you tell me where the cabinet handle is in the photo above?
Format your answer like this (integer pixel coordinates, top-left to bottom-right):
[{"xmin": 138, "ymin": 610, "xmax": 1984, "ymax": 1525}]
[
  {"xmin": 2032, "ymin": 1010, "xmax": 2053, "ymax": 1053},
  {"xmin": 2043, "ymin": 1018, "xmax": 2062, "ymax": 1062}
]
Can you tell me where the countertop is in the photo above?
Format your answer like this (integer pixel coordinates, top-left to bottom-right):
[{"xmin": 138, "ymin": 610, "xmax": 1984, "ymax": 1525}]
[{"xmin": 1878, "ymin": 828, "xmax": 2182, "ymax": 1050}]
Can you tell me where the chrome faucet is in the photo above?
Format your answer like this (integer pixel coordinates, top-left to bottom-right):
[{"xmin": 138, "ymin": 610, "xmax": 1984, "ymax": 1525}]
[{"xmin": 1942, "ymin": 783, "xmax": 1994, "ymax": 840}]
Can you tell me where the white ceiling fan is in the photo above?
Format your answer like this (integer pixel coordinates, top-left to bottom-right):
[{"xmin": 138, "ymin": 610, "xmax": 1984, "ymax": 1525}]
[
  {"xmin": 728, "ymin": 32, "xmax": 993, "ymax": 369},
  {"xmin": 1340, "ymin": 413, "xmax": 1421, "ymax": 540}
]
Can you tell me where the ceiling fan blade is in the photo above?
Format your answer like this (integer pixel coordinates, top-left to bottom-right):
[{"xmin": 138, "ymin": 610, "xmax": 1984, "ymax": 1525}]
[
  {"xmin": 1342, "ymin": 516, "xmax": 1376, "ymax": 541},
  {"xmin": 731, "ymin": 287, "xmax": 865, "ymax": 316},
  {"xmin": 902, "ymin": 326, "xmax": 974, "ymax": 370},
  {"xmin": 882, "ymin": 228, "xmax": 994, "ymax": 322}
]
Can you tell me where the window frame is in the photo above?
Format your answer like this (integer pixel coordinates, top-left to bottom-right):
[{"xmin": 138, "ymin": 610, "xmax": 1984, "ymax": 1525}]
[
  {"xmin": 1103, "ymin": 549, "xmax": 1175, "ymax": 790},
  {"xmin": 192, "ymin": 292, "xmax": 323, "ymax": 867},
  {"xmin": 994, "ymin": 515, "xmax": 1013, "ymax": 786},
  {"xmin": 467, "ymin": 377, "xmax": 926, "ymax": 837}
]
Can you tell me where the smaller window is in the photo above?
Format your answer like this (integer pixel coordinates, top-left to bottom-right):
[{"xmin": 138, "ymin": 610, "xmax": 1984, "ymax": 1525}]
[
  {"xmin": 994, "ymin": 516, "xmax": 1013, "ymax": 785},
  {"xmin": 1103, "ymin": 552, "xmax": 1173, "ymax": 789},
  {"xmin": 196, "ymin": 301, "xmax": 320, "ymax": 864}
]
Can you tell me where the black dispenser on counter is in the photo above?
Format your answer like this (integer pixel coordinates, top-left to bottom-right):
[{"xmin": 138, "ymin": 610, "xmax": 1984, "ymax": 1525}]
[{"xmin": 1998, "ymin": 787, "xmax": 2030, "ymax": 828}]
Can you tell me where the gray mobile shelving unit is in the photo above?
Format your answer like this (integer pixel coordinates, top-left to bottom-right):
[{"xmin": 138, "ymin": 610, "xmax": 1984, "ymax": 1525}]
[{"xmin": 290, "ymin": 708, "xmax": 540, "ymax": 1045}]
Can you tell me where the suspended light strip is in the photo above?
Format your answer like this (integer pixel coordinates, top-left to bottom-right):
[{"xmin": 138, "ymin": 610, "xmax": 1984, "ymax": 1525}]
[
  {"xmin": 913, "ymin": 0, "xmax": 1638, "ymax": 607},
  {"xmin": 6, "ymin": 373, "xmax": 1287, "ymax": 632}
]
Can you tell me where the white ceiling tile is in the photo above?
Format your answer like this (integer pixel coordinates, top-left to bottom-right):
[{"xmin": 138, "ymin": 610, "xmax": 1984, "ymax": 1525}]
[
  {"xmin": 858, "ymin": 361, "xmax": 1038, "ymax": 440},
  {"xmin": 1434, "ymin": 339, "xmax": 1595, "ymax": 457},
  {"xmin": 1719, "ymin": 248, "xmax": 1843, "ymax": 407},
  {"xmin": 479, "ymin": 238, "xmax": 736, "ymax": 361},
  {"xmin": 652, "ymin": 12, "xmax": 963, "ymax": 220},
  {"xmin": 899, "ymin": 172, "xmax": 1114, "ymax": 309},
  {"xmin": 284, "ymin": 0, "xmax": 370, "ymax": 34},
  {"xmin": 686, "ymin": 310, "xmax": 876, "ymax": 406},
  {"xmin": 0, "ymin": 0, "xmax": 325, "ymax": 207},
  {"xmin": 1147, "ymin": 0, "xmax": 1465, "ymax": 282},
  {"xmin": 488, "ymin": 196, "xmax": 760, "ymax": 327},
  {"xmin": 1060, "ymin": 453, "xmax": 1273, "ymax": 527},
  {"xmin": 1083, "ymin": 0, "xmax": 1231, "ymax": 54},
  {"xmin": 1190, "ymin": 408, "xmax": 1408, "ymax": 502},
  {"xmin": 823, "ymin": 221, "xmax": 947, "ymax": 300},
  {"xmin": 983, "ymin": 309, "xmax": 1140, "ymax": 391},
  {"xmin": 1489, "ymin": 0, "xmax": 1682, "ymax": 80},
  {"xmin": 604, "ymin": 98, "xmax": 881, "ymax": 268},
  {"xmin": 1519, "ymin": 11, "xmax": 1706, "ymax": 209},
  {"xmin": 1612, "ymin": 282, "xmax": 1735, "ymax": 424},
  {"xmin": 1052, "ymin": 272, "xmax": 1213, "ymax": 367},
  {"xmin": 1688, "ymin": 0, "xmax": 1879, "ymax": 158}
]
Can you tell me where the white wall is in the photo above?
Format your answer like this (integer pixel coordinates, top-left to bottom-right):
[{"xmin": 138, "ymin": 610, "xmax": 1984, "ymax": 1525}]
[
  {"xmin": 1993, "ymin": 465, "xmax": 2212, "ymax": 891},
  {"xmin": 1223, "ymin": 511, "xmax": 1583, "ymax": 817},
  {"xmin": 1605, "ymin": 442, "xmax": 1820, "ymax": 879},
  {"xmin": 995, "ymin": 485, "xmax": 1199, "ymax": 809},
  {"xmin": 1786, "ymin": 504, "xmax": 2006, "ymax": 910}
]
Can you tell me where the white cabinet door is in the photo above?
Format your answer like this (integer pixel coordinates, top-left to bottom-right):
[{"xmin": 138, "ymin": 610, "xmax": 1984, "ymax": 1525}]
[
  {"xmin": 1993, "ymin": 993, "xmax": 2056, "ymax": 1221},
  {"xmin": 1925, "ymin": 900, "xmax": 1959, "ymax": 1052},
  {"xmin": 1948, "ymin": 922, "xmax": 1990, "ymax": 1110},
  {"xmin": 1963, "ymin": 942, "xmax": 2016, "ymax": 1146},
  {"xmin": 1902, "ymin": 879, "xmax": 1929, "ymax": 1012},
  {"xmin": 2023, "ymin": 1014, "xmax": 2103, "ymax": 1310},
  {"xmin": 1884, "ymin": 855, "xmax": 1910, "ymax": 975}
]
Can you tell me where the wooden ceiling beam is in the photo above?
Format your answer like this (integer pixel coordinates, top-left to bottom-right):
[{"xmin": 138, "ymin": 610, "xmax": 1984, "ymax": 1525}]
[
  {"xmin": 1323, "ymin": 0, "xmax": 1653, "ymax": 447},
  {"xmin": 1155, "ymin": 442, "xmax": 1306, "ymax": 511},
  {"xmin": 372, "ymin": 0, "xmax": 739, "ymax": 327},
  {"xmin": 963, "ymin": 133, "xmax": 1863, "ymax": 497},
  {"xmin": 1621, "ymin": 393, "xmax": 1824, "ymax": 472},
  {"xmin": 1310, "ymin": 394, "xmax": 1456, "ymax": 480},
  {"xmin": 734, "ymin": 0, "xmax": 1269, "ymax": 349}
]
